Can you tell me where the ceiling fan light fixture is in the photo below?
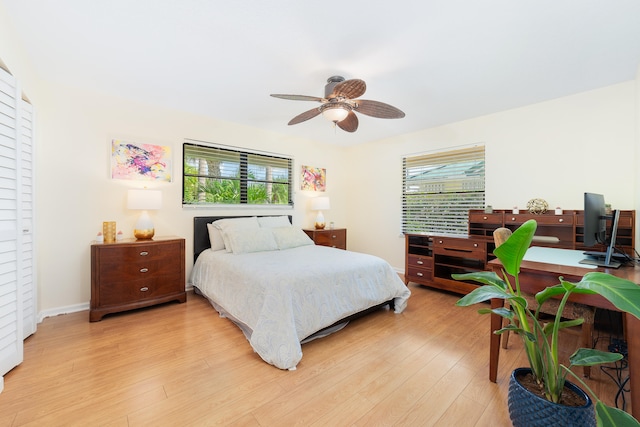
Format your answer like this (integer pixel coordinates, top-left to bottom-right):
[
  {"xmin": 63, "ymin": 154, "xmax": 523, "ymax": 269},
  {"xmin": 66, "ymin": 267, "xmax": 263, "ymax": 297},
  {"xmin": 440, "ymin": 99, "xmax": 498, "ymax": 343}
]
[{"xmin": 321, "ymin": 104, "xmax": 350, "ymax": 123}]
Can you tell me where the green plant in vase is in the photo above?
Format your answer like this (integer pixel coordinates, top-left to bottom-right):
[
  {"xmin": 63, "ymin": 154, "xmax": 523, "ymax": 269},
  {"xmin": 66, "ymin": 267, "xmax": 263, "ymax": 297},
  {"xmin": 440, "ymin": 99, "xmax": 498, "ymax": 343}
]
[{"xmin": 452, "ymin": 219, "xmax": 640, "ymax": 427}]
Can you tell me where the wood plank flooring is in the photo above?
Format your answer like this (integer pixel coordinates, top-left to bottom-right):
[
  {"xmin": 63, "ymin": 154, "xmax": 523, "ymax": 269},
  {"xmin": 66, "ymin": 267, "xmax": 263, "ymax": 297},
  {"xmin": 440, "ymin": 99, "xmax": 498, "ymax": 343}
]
[{"xmin": 0, "ymin": 283, "xmax": 631, "ymax": 426}]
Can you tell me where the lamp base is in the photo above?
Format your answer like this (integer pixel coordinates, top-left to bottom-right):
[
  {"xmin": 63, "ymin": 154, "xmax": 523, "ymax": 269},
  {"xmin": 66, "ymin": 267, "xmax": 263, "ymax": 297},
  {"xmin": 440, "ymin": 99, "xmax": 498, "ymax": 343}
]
[
  {"xmin": 133, "ymin": 228, "xmax": 155, "ymax": 240},
  {"xmin": 314, "ymin": 211, "xmax": 326, "ymax": 229}
]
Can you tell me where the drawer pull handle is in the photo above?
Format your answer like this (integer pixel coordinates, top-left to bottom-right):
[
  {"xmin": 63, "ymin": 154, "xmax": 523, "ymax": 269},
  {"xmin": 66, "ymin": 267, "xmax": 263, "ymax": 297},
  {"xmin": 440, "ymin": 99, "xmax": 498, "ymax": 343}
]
[
  {"xmin": 417, "ymin": 260, "xmax": 424, "ymax": 265},
  {"xmin": 140, "ymin": 268, "xmax": 149, "ymax": 273},
  {"xmin": 558, "ymin": 218, "xmax": 564, "ymax": 222},
  {"xmin": 473, "ymin": 243, "xmax": 478, "ymax": 247},
  {"xmin": 483, "ymin": 216, "xmax": 487, "ymax": 220},
  {"xmin": 140, "ymin": 251, "xmax": 149, "ymax": 256},
  {"xmin": 140, "ymin": 287, "xmax": 149, "ymax": 292},
  {"xmin": 332, "ymin": 235, "xmax": 337, "ymax": 238},
  {"xmin": 511, "ymin": 217, "xmax": 516, "ymax": 221},
  {"xmin": 417, "ymin": 272, "xmax": 423, "ymax": 277},
  {"xmin": 438, "ymin": 240, "xmax": 443, "ymax": 244}
]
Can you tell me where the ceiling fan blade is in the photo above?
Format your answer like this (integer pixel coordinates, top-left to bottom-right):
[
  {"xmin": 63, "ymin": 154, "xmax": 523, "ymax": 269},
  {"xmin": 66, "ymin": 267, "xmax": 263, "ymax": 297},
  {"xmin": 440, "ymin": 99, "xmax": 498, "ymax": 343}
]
[
  {"xmin": 288, "ymin": 108, "xmax": 321, "ymax": 125},
  {"xmin": 331, "ymin": 79, "xmax": 366, "ymax": 99},
  {"xmin": 337, "ymin": 111, "xmax": 358, "ymax": 132},
  {"xmin": 354, "ymin": 99, "xmax": 405, "ymax": 119},
  {"xmin": 271, "ymin": 94, "xmax": 324, "ymax": 102}
]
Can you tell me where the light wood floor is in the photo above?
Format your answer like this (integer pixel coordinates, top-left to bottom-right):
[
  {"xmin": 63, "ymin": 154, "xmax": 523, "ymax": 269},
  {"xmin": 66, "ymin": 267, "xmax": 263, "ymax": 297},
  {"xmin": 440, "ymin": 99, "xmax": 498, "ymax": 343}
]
[{"xmin": 0, "ymin": 283, "xmax": 631, "ymax": 426}]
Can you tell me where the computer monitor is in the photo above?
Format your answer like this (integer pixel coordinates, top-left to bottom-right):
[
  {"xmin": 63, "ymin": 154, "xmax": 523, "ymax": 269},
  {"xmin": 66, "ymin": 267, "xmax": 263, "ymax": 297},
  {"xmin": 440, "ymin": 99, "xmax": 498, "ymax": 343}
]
[{"xmin": 580, "ymin": 192, "xmax": 622, "ymax": 268}]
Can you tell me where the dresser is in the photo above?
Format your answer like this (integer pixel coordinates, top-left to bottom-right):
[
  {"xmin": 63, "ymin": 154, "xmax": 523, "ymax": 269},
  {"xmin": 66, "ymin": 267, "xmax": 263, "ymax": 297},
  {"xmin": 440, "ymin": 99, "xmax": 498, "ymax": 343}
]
[
  {"xmin": 90, "ymin": 236, "xmax": 186, "ymax": 321},
  {"xmin": 303, "ymin": 228, "xmax": 347, "ymax": 250}
]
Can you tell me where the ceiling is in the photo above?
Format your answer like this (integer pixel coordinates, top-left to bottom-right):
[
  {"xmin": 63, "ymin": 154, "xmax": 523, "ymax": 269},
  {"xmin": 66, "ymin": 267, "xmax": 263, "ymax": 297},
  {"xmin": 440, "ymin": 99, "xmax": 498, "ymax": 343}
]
[{"xmin": 3, "ymin": 0, "xmax": 640, "ymax": 147}]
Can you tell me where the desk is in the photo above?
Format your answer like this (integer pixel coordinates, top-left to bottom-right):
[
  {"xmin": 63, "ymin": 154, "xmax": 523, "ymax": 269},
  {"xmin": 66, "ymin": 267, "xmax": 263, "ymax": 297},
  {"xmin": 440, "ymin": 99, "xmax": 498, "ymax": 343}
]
[{"xmin": 487, "ymin": 257, "xmax": 640, "ymax": 418}]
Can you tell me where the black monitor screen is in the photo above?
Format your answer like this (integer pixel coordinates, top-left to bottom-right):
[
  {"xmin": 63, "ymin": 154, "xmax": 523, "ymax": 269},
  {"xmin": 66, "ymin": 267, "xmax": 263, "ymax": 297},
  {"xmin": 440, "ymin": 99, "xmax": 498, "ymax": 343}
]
[{"xmin": 583, "ymin": 192, "xmax": 606, "ymax": 247}]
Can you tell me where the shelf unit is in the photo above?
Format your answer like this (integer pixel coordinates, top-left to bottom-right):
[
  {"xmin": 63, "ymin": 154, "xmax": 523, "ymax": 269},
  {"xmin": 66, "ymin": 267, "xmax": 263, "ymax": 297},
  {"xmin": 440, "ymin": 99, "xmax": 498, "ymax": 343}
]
[
  {"xmin": 406, "ymin": 209, "xmax": 636, "ymax": 295},
  {"xmin": 405, "ymin": 235, "xmax": 434, "ymax": 285}
]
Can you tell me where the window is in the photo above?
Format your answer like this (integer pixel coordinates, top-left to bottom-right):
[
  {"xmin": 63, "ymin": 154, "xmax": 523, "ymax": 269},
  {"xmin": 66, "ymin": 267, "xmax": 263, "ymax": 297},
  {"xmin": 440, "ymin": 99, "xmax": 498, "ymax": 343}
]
[
  {"xmin": 183, "ymin": 141, "xmax": 293, "ymax": 206},
  {"xmin": 402, "ymin": 145, "xmax": 485, "ymax": 235}
]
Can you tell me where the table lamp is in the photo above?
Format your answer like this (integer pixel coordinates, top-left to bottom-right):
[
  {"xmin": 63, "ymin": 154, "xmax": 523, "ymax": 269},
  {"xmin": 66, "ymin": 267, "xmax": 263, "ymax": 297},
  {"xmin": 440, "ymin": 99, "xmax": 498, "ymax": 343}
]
[
  {"xmin": 310, "ymin": 196, "xmax": 330, "ymax": 229},
  {"xmin": 127, "ymin": 189, "xmax": 162, "ymax": 240}
]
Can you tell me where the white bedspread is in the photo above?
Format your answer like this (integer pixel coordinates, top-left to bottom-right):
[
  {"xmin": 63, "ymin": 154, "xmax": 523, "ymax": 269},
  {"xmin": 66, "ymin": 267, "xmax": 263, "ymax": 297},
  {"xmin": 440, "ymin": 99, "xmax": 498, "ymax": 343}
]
[{"xmin": 189, "ymin": 245, "xmax": 411, "ymax": 370}]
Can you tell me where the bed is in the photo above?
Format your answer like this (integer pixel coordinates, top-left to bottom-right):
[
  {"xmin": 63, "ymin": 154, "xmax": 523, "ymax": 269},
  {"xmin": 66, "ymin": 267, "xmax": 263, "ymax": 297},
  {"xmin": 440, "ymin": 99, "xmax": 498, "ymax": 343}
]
[{"xmin": 189, "ymin": 215, "xmax": 411, "ymax": 370}]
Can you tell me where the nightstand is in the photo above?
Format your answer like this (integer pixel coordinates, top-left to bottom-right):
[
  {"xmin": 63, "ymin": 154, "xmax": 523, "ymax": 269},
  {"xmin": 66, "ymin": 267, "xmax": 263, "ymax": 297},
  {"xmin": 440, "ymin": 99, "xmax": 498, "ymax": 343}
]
[
  {"xmin": 90, "ymin": 236, "xmax": 186, "ymax": 321},
  {"xmin": 303, "ymin": 228, "xmax": 347, "ymax": 250}
]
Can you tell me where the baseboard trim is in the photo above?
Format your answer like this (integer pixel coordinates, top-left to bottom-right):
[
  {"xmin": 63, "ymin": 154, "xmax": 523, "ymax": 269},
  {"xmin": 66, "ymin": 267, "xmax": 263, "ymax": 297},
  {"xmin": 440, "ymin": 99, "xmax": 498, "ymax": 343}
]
[
  {"xmin": 38, "ymin": 302, "xmax": 90, "ymax": 323},
  {"xmin": 36, "ymin": 286, "xmax": 196, "ymax": 323}
]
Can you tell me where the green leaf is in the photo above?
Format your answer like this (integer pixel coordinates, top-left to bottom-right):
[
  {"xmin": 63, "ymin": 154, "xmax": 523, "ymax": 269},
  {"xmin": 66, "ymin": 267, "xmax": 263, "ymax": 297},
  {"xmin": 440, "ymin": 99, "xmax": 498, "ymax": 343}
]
[
  {"xmin": 570, "ymin": 348, "xmax": 623, "ymax": 367},
  {"xmin": 493, "ymin": 219, "xmax": 537, "ymax": 276},
  {"xmin": 455, "ymin": 284, "xmax": 511, "ymax": 306},
  {"xmin": 575, "ymin": 272, "xmax": 640, "ymax": 321},
  {"xmin": 596, "ymin": 400, "xmax": 640, "ymax": 426},
  {"xmin": 451, "ymin": 271, "xmax": 505, "ymax": 288}
]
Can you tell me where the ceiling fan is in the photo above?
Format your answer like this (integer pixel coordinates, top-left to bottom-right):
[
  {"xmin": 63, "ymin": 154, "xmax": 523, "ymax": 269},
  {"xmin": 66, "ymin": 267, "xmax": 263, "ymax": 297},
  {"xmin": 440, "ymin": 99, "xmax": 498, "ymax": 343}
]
[{"xmin": 270, "ymin": 76, "xmax": 405, "ymax": 133}]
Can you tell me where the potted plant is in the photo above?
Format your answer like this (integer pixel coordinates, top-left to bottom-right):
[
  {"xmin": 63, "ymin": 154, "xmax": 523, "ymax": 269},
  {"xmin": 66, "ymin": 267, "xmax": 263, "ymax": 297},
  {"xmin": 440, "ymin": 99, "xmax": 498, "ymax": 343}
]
[{"xmin": 452, "ymin": 219, "xmax": 640, "ymax": 427}]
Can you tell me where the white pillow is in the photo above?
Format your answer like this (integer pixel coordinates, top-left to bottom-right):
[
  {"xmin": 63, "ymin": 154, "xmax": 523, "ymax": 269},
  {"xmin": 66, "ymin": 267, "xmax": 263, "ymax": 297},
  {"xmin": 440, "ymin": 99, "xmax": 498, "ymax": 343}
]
[
  {"xmin": 258, "ymin": 215, "xmax": 291, "ymax": 228},
  {"xmin": 213, "ymin": 217, "xmax": 260, "ymax": 252},
  {"xmin": 206, "ymin": 223, "xmax": 226, "ymax": 251},
  {"xmin": 272, "ymin": 227, "xmax": 314, "ymax": 250},
  {"xmin": 226, "ymin": 228, "xmax": 278, "ymax": 254}
]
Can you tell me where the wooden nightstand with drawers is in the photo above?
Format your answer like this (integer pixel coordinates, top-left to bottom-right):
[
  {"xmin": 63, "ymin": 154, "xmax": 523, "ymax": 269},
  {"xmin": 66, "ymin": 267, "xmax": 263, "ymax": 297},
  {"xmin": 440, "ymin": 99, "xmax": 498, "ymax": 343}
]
[
  {"xmin": 90, "ymin": 236, "xmax": 186, "ymax": 321},
  {"xmin": 303, "ymin": 228, "xmax": 347, "ymax": 250}
]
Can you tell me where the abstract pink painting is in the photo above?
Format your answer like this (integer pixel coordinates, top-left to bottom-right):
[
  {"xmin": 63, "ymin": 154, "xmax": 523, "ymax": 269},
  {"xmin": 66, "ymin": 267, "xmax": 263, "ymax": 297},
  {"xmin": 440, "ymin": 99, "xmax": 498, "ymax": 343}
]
[
  {"xmin": 300, "ymin": 165, "xmax": 326, "ymax": 191},
  {"xmin": 111, "ymin": 139, "xmax": 172, "ymax": 182}
]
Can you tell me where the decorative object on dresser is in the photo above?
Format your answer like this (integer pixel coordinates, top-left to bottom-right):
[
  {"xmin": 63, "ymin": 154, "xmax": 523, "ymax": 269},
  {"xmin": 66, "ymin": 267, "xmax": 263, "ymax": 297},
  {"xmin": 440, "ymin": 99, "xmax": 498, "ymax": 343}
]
[
  {"xmin": 310, "ymin": 196, "xmax": 330, "ymax": 229},
  {"xmin": 90, "ymin": 236, "xmax": 186, "ymax": 321},
  {"xmin": 303, "ymin": 228, "xmax": 346, "ymax": 250},
  {"xmin": 526, "ymin": 198, "xmax": 549, "ymax": 214},
  {"xmin": 127, "ymin": 189, "xmax": 162, "ymax": 240}
]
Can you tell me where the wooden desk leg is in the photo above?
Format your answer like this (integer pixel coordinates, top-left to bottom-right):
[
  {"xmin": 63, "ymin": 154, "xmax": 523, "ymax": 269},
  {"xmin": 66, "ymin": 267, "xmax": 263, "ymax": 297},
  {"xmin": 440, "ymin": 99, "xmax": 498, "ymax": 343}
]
[
  {"xmin": 489, "ymin": 298, "xmax": 503, "ymax": 383},
  {"xmin": 626, "ymin": 313, "xmax": 640, "ymax": 419}
]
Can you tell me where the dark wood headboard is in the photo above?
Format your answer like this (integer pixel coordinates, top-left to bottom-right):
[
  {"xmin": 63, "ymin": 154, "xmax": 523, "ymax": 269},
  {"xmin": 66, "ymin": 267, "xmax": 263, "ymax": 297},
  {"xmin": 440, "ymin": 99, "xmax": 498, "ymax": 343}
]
[{"xmin": 193, "ymin": 215, "xmax": 293, "ymax": 262}]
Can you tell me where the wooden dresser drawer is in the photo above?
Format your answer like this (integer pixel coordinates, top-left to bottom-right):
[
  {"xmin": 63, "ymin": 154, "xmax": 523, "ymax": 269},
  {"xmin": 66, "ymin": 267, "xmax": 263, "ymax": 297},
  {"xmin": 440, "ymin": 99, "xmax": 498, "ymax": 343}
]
[
  {"xmin": 99, "ymin": 273, "xmax": 184, "ymax": 306},
  {"xmin": 407, "ymin": 254, "xmax": 432, "ymax": 269},
  {"xmin": 96, "ymin": 242, "xmax": 178, "ymax": 263},
  {"xmin": 406, "ymin": 266, "xmax": 432, "ymax": 281},
  {"xmin": 468, "ymin": 212, "xmax": 503, "ymax": 225},
  {"xmin": 303, "ymin": 228, "xmax": 347, "ymax": 249},
  {"xmin": 505, "ymin": 214, "xmax": 573, "ymax": 226},
  {"xmin": 433, "ymin": 236, "xmax": 485, "ymax": 260}
]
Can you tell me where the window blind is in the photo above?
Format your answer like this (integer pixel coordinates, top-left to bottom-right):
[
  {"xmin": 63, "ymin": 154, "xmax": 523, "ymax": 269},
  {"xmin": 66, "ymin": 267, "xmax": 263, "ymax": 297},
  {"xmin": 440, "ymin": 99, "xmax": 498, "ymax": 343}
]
[
  {"xmin": 402, "ymin": 145, "xmax": 485, "ymax": 235},
  {"xmin": 183, "ymin": 141, "xmax": 293, "ymax": 206}
]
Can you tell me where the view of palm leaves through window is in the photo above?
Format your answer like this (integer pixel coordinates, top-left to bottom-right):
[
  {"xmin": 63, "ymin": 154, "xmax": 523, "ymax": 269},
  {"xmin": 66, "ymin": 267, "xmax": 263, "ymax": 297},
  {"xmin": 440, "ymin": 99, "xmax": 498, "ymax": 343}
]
[{"xmin": 183, "ymin": 142, "xmax": 293, "ymax": 206}]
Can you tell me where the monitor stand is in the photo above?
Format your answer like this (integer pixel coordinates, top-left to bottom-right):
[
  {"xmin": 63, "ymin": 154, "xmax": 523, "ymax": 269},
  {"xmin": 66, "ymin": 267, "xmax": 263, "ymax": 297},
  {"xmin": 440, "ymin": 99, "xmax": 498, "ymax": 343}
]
[{"xmin": 579, "ymin": 255, "xmax": 621, "ymax": 269}]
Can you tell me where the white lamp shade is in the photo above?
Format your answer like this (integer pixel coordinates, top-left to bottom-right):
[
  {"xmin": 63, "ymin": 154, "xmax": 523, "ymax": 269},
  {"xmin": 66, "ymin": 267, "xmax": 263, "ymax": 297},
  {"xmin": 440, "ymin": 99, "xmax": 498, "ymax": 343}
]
[
  {"xmin": 310, "ymin": 196, "xmax": 330, "ymax": 211},
  {"xmin": 127, "ymin": 189, "xmax": 162, "ymax": 210}
]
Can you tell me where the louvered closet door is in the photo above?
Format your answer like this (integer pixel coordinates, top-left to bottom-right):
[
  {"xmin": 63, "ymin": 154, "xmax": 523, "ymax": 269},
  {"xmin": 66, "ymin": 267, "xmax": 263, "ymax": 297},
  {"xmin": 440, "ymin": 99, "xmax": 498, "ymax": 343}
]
[
  {"xmin": 0, "ymin": 67, "xmax": 23, "ymax": 391},
  {"xmin": 20, "ymin": 101, "xmax": 35, "ymax": 339}
]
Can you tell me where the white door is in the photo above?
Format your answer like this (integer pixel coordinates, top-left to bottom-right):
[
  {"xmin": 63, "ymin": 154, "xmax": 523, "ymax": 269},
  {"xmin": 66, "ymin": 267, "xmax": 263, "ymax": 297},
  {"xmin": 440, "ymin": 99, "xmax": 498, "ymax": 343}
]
[
  {"xmin": 19, "ymin": 100, "xmax": 35, "ymax": 339},
  {"xmin": 0, "ymin": 66, "xmax": 22, "ymax": 393}
]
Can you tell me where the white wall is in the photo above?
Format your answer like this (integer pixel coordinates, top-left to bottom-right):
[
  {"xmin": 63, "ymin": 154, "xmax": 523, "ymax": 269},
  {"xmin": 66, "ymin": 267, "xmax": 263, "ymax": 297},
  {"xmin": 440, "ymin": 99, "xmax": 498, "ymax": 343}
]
[{"xmin": 346, "ymin": 81, "xmax": 638, "ymax": 271}]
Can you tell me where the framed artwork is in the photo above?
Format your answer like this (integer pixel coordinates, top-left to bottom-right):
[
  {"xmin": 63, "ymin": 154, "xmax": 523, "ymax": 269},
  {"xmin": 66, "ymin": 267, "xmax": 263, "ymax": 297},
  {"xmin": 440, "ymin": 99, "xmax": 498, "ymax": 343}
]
[
  {"xmin": 301, "ymin": 165, "xmax": 326, "ymax": 192},
  {"xmin": 111, "ymin": 139, "xmax": 172, "ymax": 182}
]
